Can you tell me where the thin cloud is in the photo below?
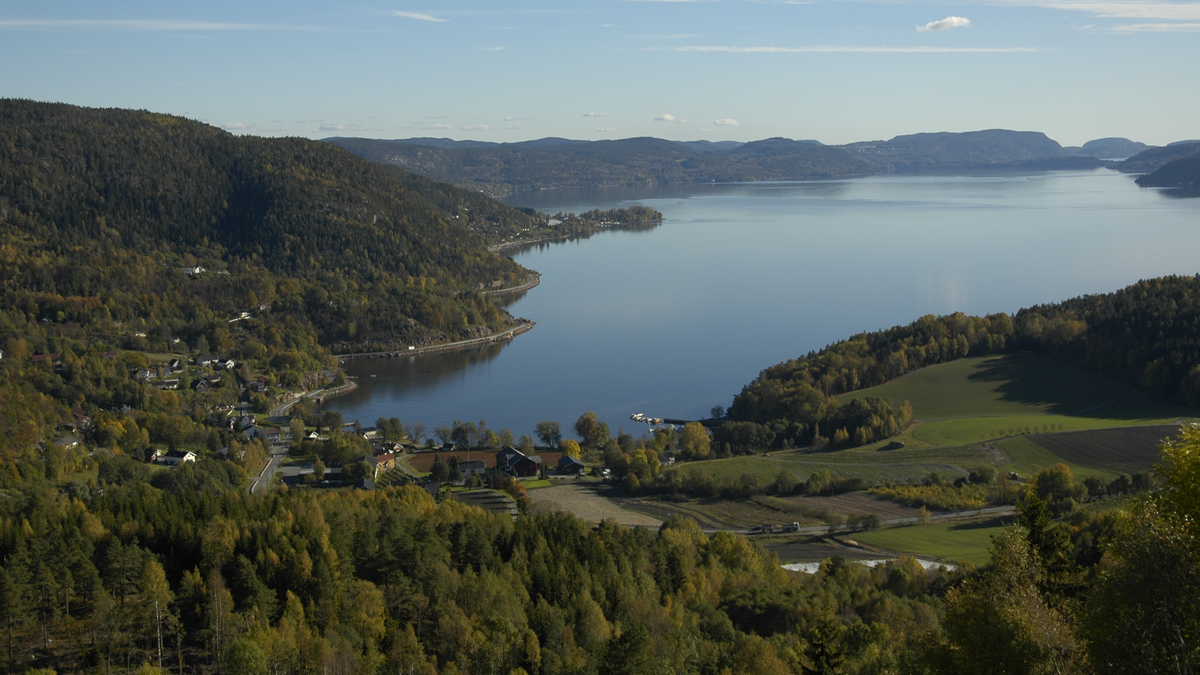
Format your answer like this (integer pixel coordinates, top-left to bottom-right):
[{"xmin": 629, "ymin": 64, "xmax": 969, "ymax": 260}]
[
  {"xmin": 656, "ymin": 113, "xmax": 685, "ymax": 122},
  {"xmin": 918, "ymin": 16, "xmax": 971, "ymax": 32},
  {"xmin": 223, "ymin": 122, "xmax": 252, "ymax": 130},
  {"xmin": 391, "ymin": 11, "xmax": 448, "ymax": 23},
  {"xmin": 993, "ymin": 0, "xmax": 1200, "ymax": 21},
  {"xmin": 597, "ymin": 128, "xmax": 618, "ymax": 132},
  {"xmin": 482, "ymin": 46, "xmax": 505, "ymax": 50},
  {"xmin": 318, "ymin": 123, "xmax": 383, "ymax": 132},
  {"xmin": 713, "ymin": 118, "xmax": 740, "ymax": 126},
  {"xmin": 628, "ymin": 33, "xmax": 702, "ymax": 39},
  {"xmin": 425, "ymin": 114, "xmax": 450, "ymax": 119},
  {"xmin": 0, "ymin": 19, "xmax": 354, "ymax": 31},
  {"xmin": 1111, "ymin": 20, "xmax": 1200, "ymax": 29},
  {"xmin": 583, "ymin": 112, "xmax": 607, "ymax": 117},
  {"xmin": 463, "ymin": 125, "xmax": 493, "ymax": 131},
  {"xmin": 674, "ymin": 45, "xmax": 1042, "ymax": 53},
  {"xmin": 427, "ymin": 124, "xmax": 454, "ymax": 129}
]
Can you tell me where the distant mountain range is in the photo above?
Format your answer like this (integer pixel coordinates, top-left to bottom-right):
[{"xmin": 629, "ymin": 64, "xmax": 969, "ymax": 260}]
[{"xmin": 328, "ymin": 129, "xmax": 1200, "ymax": 194}]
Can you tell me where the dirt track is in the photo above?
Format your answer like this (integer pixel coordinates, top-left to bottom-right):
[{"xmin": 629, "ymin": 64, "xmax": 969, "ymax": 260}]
[{"xmin": 529, "ymin": 485, "xmax": 663, "ymax": 528}]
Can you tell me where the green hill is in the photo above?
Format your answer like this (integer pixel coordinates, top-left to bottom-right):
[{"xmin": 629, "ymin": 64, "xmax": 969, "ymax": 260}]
[
  {"xmin": 726, "ymin": 276, "xmax": 1200, "ymax": 451},
  {"xmin": 840, "ymin": 129, "xmax": 1098, "ymax": 171}
]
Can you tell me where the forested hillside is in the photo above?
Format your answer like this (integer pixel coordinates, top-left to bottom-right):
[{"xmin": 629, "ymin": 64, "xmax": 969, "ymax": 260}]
[
  {"xmin": 0, "ymin": 99, "xmax": 535, "ymax": 355},
  {"xmin": 1134, "ymin": 155, "xmax": 1200, "ymax": 192},
  {"xmin": 325, "ymin": 136, "xmax": 871, "ymax": 193},
  {"xmin": 1117, "ymin": 142, "xmax": 1200, "ymax": 173},
  {"xmin": 727, "ymin": 275, "xmax": 1200, "ymax": 450},
  {"xmin": 0, "ymin": 99, "xmax": 547, "ymax": 473}
]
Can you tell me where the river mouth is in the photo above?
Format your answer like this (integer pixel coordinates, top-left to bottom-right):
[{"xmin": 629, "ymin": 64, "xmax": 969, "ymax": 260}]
[{"xmin": 330, "ymin": 170, "xmax": 1200, "ymax": 439}]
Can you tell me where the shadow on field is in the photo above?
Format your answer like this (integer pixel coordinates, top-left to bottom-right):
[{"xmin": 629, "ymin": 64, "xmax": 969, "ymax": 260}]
[
  {"xmin": 965, "ymin": 354, "xmax": 1147, "ymax": 417},
  {"xmin": 949, "ymin": 516, "xmax": 1013, "ymax": 533}
]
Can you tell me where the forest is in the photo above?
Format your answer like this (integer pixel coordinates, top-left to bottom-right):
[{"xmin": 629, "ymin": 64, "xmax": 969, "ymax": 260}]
[
  {"xmin": 0, "ymin": 421, "xmax": 1196, "ymax": 674},
  {"xmin": 726, "ymin": 275, "xmax": 1200, "ymax": 450}
]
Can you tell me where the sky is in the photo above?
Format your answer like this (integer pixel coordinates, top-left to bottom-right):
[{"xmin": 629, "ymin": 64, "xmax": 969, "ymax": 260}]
[{"xmin": 2, "ymin": 0, "xmax": 1198, "ymax": 147}]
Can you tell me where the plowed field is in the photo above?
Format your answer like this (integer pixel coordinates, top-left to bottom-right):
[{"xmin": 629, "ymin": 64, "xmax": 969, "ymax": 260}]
[
  {"xmin": 1029, "ymin": 424, "xmax": 1179, "ymax": 474},
  {"xmin": 530, "ymin": 485, "xmax": 662, "ymax": 528}
]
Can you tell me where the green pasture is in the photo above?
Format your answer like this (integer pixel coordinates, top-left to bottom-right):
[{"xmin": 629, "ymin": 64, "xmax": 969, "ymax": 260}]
[
  {"xmin": 911, "ymin": 413, "xmax": 1175, "ymax": 446},
  {"xmin": 841, "ymin": 354, "xmax": 1142, "ymax": 420},
  {"xmin": 854, "ymin": 517, "xmax": 1011, "ymax": 567},
  {"xmin": 667, "ymin": 444, "xmax": 997, "ymax": 486},
  {"xmin": 995, "ymin": 437, "xmax": 1119, "ymax": 481}
]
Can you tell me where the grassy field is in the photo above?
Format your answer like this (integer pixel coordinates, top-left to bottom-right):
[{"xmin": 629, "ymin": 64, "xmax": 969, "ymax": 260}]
[
  {"xmin": 841, "ymin": 354, "xmax": 1140, "ymax": 420},
  {"xmin": 666, "ymin": 444, "xmax": 1000, "ymax": 486},
  {"xmin": 853, "ymin": 517, "xmax": 1012, "ymax": 567},
  {"xmin": 1029, "ymin": 425, "xmax": 1178, "ymax": 474}
]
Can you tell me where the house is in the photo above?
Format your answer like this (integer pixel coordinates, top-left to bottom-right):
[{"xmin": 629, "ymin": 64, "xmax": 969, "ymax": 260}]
[
  {"xmin": 511, "ymin": 455, "xmax": 543, "ymax": 477},
  {"xmin": 241, "ymin": 427, "xmax": 269, "ymax": 442},
  {"xmin": 459, "ymin": 460, "xmax": 487, "ymax": 478},
  {"xmin": 193, "ymin": 381, "xmax": 214, "ymax": 394},
  {"xmin": 352, "ymin": 478, "xmax": 376, "ymax": 491},
  {"xmin": 180, "ymin": 265, "xmax": 205, "ymax": 275},
  {"xmin": 195, "ymin": 354, "xmax": 220, "ymax": 367},
  {"xmin": 558, "ymin": 455, "xmax": 586, "ymax": 475},
  {"xmin": 215, "ymin": 446, "xmax": 246, "ymax": 461},
  {"xmin": 134, "ymin": 369, "xmax": 155, "ymax": 382},
  {"xmin": 151, "ymin": 379, "xmax": 180, "ymax": 390},
  {"xmin": 159, "ymin": 450, "xmax": 196, "ymax": 466},
  {"xmin": 168, "ymin": 358, "xmax": 184, "ymax": 372},
  {"xmin": 31, "ymin": 353, "xmax": 59, "ymax": 364},
  {"xmin": 217, "ymin": 358, "xmax": 236, "ymax": 370},
  {"xmin": 144, "ymin": 447, "xmax": 161, "ymax": 463},
  {"xmin": 55, "ymin": 436, "xmax": 80, "ymax": 449},
  {"xmin": 496, "ymin": 446, "xmax": 524, "ymax": 471}
]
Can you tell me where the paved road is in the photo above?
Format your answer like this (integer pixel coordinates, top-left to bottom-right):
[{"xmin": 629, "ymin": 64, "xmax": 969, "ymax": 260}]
[
  {"xmin": 726, "ymin": 504, "xmax": 1016, "ymax": 537},
  {"xmin": 249, "ymin": 440, "xmax": 291, "ymax": 494}
]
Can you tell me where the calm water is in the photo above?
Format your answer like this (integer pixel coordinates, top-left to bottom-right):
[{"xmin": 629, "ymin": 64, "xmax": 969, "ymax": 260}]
[{"xmin": 331, "ymin": 170, "xmax": 1200, "ymax": 439}]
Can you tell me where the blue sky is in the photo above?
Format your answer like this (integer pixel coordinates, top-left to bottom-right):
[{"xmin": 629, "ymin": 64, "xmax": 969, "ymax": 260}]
[{"xmin": 2, "ymin": 0, "xmax": 1197, "ymax": 146}]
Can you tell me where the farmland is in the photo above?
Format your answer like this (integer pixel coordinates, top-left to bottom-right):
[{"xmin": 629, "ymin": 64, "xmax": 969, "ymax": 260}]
[
  {"xmin": 1026, "ymin": 424, "xmax": 1178, "ymax": 474},
  {"xmin": 528, "ymin": 484, "xmax": 663, "ymax": 528},
  {"xmin": 404, "ymin": 449, "xmax": 563, "ymax": 473},
  {"xmin": 853, "ymin": 517, "xmax": 1013, "ymax": 567}
]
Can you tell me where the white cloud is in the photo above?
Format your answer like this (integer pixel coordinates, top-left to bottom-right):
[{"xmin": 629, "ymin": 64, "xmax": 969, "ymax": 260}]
[
  {"xmin": 583, "ymin": 112, "xmax": 606, "ymax": 117},
  {"xmin": 713, "ymin": 118, "xmax": 740, "ymax": 126},
  {"xmin": 674, "ymin": 45, "xmax": 1041, "ymax": 53},
  {"xmin": 597, "ymin": 127, "xmax": 618, "ymax": 132},
  {"xmin": 391, "ymin": 11, "xmax": 447, "ymax": 23},
  {"xmin": 223, "ymin": 122, "xmax": 251, "ymax": 130},
  {"xmin": 918, "ymin": 16, "xmax": 971, "ymax": 32},
  {"xmin": 463, "ymin": 125, "xmax": 493, "ymax": 131},
  {"xmin": 656, "ymin": 113, "xmax": 685, "ymax": 122},
  {"xmin": 1110, "ymin": 20, "xmax": 1200, "ymax": 30}
]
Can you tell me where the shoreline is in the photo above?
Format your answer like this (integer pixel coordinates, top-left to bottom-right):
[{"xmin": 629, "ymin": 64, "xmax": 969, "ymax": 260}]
[
  {"xmin": 481, "ymin": 272, "xmax": 541, "ymax": 296},
  {"xmin": 334, "ymin": 321, "xmax": 536, "ymax": 362}
]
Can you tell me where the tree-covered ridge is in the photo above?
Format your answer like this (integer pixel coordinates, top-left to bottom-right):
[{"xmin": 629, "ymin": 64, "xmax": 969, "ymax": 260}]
[
  {"xmin": 1117, "ymin": 141, "xmax": 1200, "ymax": 173},
  {"xmin": 729, "ymin": 276, "xmax": 1200, "ymax": 448},
  {"xmin": 0, "ymin": 99, "xmax": 532, "ymax": 354},
  {"xmin": 326, "ymin": 136, "xmax": 872, "ymax": 194},
  {"xmin": 1134, "ymin": 155, "xmax": 1200, "ymax": 192}
]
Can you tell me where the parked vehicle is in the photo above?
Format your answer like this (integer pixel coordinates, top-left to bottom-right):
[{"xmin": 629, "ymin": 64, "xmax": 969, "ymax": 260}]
[{"xmin": 781, "ymin": 522, "xmax": 801, "ymax": 533}]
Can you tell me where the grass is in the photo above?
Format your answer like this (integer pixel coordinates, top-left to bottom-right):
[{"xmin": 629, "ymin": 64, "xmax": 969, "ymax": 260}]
[
  {"xmin": 521, "ymin": 478, "xmax": 553, "ymax": 490},
  {"xmin": 854, "ymin": 517, "xmax": 1012, "ymax": 567},
  {"xmin": 911, "ymin": 413, "xmax": 1173, "ymax": 446},
  {"xmin": 997, "ymin": 437, "xmax": 1119, "ymax": 481},
  {"xmin": 840, "ymin": 354, "xmax": 1140, "ymax": 420},
  {"xmin": 666, "ymin": 444, "xmax": 998, "ymax": 487}
]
